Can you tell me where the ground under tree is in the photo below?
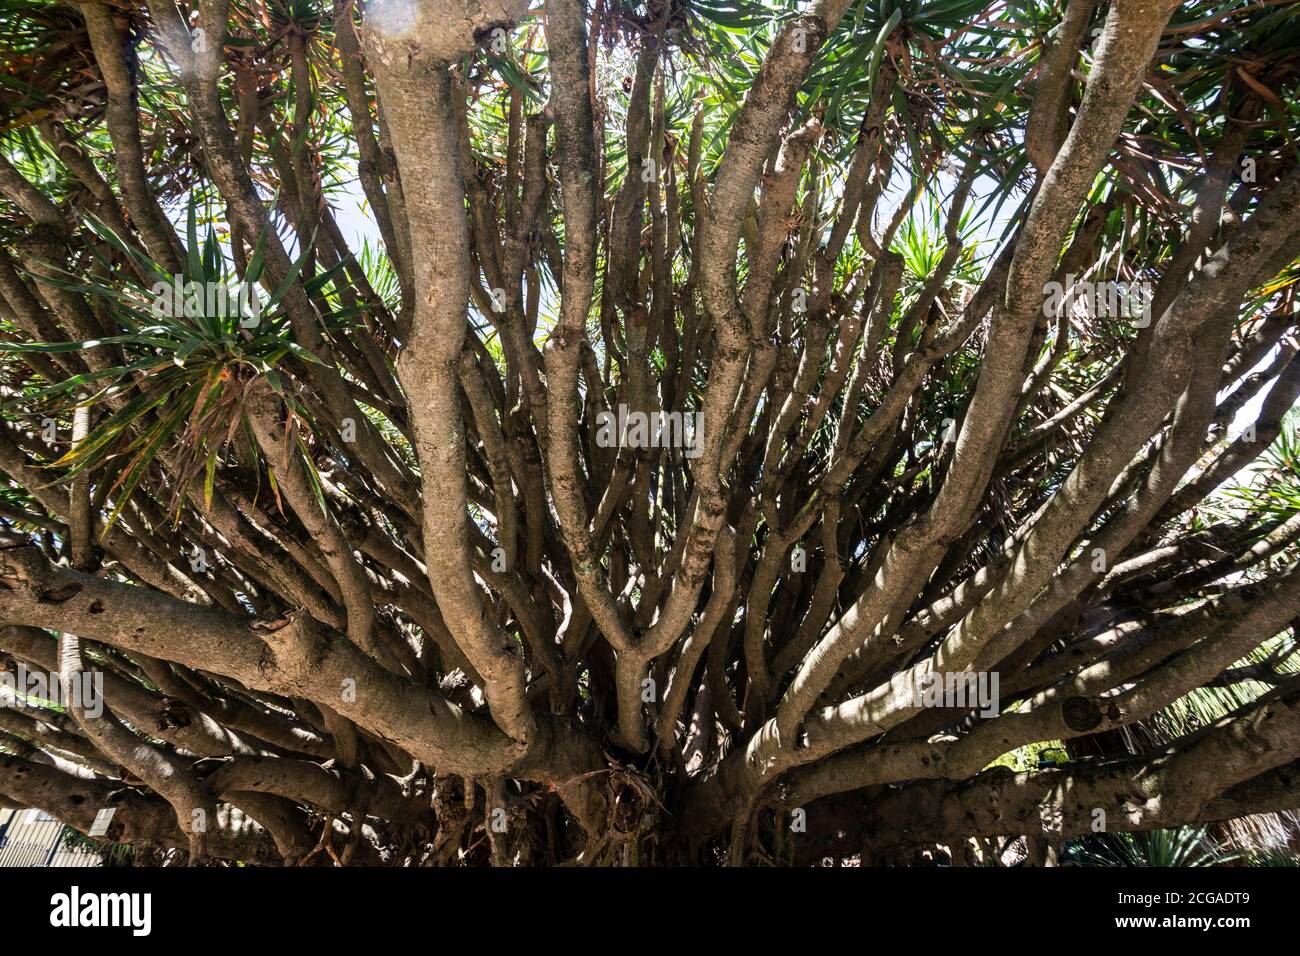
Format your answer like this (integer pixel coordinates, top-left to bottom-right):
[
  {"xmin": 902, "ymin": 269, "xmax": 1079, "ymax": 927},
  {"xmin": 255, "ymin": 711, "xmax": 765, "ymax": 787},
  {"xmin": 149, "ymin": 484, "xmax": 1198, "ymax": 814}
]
[{"xmin": 0, "ymin": 0, "xmax": 1298, "ymax": 866}]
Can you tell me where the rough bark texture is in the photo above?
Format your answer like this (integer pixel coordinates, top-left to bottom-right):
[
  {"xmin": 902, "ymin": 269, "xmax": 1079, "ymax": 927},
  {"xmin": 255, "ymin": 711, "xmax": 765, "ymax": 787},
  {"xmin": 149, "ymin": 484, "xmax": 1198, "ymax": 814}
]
[{"xmin": 0, "ymin": 0, "xmax": 1296, "ymax": 865}]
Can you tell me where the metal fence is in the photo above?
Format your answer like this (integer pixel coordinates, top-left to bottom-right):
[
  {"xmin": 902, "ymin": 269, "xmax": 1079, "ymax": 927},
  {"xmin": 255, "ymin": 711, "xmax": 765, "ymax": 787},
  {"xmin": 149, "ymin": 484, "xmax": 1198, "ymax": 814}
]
[{"xmin": 0, "ymin": 808, "xmax": 102, "ymax": 867}]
